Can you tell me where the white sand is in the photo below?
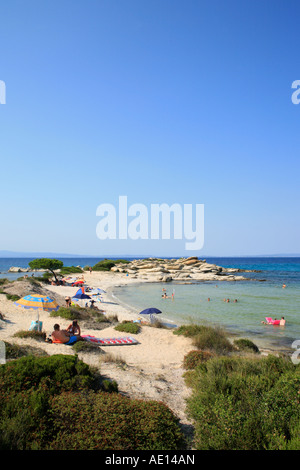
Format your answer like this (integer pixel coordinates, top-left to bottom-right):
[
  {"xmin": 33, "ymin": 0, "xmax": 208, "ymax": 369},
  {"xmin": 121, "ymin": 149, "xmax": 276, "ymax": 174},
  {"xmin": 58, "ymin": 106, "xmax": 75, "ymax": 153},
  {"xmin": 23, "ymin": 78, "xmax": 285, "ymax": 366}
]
[{"xmin": 0, "ymin": 270, "xmax": 195, "ymax": 431}]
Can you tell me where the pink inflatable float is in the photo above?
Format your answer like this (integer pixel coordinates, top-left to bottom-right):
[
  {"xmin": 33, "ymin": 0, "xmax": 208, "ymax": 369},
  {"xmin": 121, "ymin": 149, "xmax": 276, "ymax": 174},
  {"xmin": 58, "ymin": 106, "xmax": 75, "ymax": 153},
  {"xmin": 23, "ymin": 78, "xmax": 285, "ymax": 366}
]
[{"xmin": 265, "ymin": 317, "xmax": 280, "ymax": 325}]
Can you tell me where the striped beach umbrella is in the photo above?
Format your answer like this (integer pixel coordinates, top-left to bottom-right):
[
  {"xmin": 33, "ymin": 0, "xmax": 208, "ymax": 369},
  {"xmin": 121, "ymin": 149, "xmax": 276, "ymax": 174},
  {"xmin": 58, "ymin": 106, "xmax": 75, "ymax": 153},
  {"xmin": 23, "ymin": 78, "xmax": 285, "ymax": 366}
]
[{"xmin": 14, "ymin": 295, "xmax": 59, "ymax": 312}]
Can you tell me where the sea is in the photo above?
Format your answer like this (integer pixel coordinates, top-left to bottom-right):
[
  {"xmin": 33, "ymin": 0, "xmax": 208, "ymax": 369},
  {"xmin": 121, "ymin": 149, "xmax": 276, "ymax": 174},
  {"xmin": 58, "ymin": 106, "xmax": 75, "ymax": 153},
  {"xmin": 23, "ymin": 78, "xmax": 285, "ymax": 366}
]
[{"xmin": 1, "ymin": 257, "xmax": 299, "ymax": 352}]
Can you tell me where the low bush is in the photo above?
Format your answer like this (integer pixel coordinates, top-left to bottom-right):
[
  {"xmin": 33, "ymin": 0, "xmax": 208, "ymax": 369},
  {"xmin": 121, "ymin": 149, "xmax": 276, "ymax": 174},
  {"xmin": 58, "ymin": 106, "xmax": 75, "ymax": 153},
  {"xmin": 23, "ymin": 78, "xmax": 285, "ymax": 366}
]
[
  {"xmin": 186, "ymin": 355, "xmax": 300, "ymax": 450},
  {"xmin": 13, "ymin": 330, "xmax": 46, "ymax": 342},
  {"xmin": 101, "ymin": 379, "xmax": 119, "ymax": 393},
  {"xmin": 72, "ymin": 341, "xmax": 103, "ymax": 354},
  {"xmin": 50, "ymin": 307, "xmax": 77, "ymax": 320},
  {"xmin": 174, "ymin": 324, "xmax": 234, "ymax": 354},
  {"xmin": 233, "ymin": 338, "xmax": 260, "ymax": 354},
  {"xmin": 173, "ymin": 324, "xmax": 205, "ymax": 337},
  {"xmin": 183, "ymin": 350, "xmax": 214, "ymax": 370},
  {"xmin": 191, "ymin": 326, "xmax": 235, "ymax": 354},
  {"xmin": 92, "ymin": 259, "xmax": 129, "ymax": 271},
  {"xmin": 60, "ymin": 266, "xmax": 83, "ymax": 275},
  {"xmin": 48, "ymin": 391, "xmax": 185, "ymax": 450},
  {"xmin": 3, "ymin": 341, "xmax": 49, "ymax": 360},
  {"xmin": 0, "ymin": 354, "xmax": 95, "ymax": 395},
  {"xmin": 114, "ymin": 321, "xmax": 140, "ymax": 334},
  {"xmin": 0, "ymin": 354, "xmax": 185, "ymax": 450},
  {"xmin": 5, "ymin": 294, "xmax": 20, "ymax": 301}
]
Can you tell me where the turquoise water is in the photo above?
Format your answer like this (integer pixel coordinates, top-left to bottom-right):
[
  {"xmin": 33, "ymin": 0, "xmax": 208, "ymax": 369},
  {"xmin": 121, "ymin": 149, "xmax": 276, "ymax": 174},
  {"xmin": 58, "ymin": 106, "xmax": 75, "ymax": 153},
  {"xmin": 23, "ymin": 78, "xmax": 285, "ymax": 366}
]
[{"xmin": 112, "ymin": 259, "xmax": 300, "ymax": 352}]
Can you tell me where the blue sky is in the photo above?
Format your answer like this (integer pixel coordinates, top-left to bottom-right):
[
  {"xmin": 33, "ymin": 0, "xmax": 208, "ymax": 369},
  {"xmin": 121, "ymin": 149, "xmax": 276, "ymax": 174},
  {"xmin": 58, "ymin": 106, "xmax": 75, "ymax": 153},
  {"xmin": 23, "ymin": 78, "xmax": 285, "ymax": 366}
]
[{"xmin": 0, "ymin": 0, "xmax": 299, "ymax": 257}]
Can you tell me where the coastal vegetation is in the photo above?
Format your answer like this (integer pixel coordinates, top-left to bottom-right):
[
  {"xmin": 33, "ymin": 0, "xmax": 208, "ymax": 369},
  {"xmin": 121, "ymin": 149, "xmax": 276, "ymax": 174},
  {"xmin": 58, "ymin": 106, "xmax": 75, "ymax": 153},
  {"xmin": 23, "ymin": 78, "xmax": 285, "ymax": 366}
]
[
  {"xmin": 92, "ymin": 259, "xmax": 129, "ymax": 271},
  {"xmin": 178, "ymin": 323, "xmax": 300, "ymax": 450},
  {"xmin": 114, "ymin": 320, "xmax": 141, "ymax": 335},
  {"xmin": 0, "ymin": 354, "xmax": 185, "ymax": 450},
  {"xmin": 28, "ymin": 258, "xmax": 63, "ymax": 283},
  {"xmin": 186, "ymin": 355, "xmax": 300, "ymax": 450}
]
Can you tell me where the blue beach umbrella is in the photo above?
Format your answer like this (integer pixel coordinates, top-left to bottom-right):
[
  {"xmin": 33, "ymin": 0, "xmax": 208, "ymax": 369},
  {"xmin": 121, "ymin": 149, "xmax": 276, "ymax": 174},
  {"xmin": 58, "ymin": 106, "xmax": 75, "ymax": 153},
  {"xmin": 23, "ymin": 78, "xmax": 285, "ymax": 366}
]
[
  {"xmin": 139, "ymin": 307, "xmax": 162, "ymax": 323},
  {"xmin": 73, "ymin": 288, "xmax": 91, "ymax": 300}
]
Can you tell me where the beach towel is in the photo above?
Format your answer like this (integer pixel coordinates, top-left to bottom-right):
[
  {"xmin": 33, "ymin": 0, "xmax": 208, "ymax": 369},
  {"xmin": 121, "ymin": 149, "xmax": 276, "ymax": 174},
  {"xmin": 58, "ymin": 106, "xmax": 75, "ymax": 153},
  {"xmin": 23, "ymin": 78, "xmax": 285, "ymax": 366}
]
[
  {"xmin": 82, "ymin": 335, "xmax": 139, "ymax": 346},
  {"xmin": 52, "ymin": 336, "xmax": 78, "ymax": 345}
]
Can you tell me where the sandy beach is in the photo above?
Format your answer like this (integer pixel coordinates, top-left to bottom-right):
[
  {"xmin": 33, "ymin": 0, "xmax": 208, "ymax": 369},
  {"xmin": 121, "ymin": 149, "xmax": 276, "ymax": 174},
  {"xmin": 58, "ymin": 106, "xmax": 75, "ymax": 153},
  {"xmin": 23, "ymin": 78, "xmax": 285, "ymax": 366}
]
[{"xmin": 0, "ymin": 270, "xmax": 195, "ymax": 435}]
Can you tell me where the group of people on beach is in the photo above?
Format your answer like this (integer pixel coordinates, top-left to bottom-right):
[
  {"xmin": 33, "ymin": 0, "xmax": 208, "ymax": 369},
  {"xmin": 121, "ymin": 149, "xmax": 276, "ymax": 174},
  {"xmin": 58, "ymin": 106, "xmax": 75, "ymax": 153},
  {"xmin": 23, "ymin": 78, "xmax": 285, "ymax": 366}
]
[{"xmin": 50, "ymin": 320, "xmax": 84, "ymax": 345}]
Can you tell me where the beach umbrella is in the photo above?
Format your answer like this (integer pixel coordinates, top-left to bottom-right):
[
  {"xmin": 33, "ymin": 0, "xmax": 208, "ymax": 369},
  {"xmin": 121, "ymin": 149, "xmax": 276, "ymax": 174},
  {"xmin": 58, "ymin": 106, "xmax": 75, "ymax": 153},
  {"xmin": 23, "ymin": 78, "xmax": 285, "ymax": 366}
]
[
  {"xmin": 14, "ymin": 295, "xmax": 59, "ymax": 312},
  {"xmin": 139, "ymin": 307, "xmax": 162, "ymax": 323},
  {"xmin": 90, "ymin": 288, "xmax": 106, "ymax": 295},
  {"xmin": 62, "ymin": 277, "xmax": 77, "ymax": 284},
  {"xmin": 73, "ymin": 287, "xmax": 91, "ymax": 300}
]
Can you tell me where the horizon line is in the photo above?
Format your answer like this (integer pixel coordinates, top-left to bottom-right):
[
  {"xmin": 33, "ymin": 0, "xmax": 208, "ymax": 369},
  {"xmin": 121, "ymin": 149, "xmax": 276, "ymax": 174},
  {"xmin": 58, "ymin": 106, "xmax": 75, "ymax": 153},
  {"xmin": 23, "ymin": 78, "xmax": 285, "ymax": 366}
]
[{"xmin": 0, "ymin": 250, "xmax": 300, "ymax": 258}]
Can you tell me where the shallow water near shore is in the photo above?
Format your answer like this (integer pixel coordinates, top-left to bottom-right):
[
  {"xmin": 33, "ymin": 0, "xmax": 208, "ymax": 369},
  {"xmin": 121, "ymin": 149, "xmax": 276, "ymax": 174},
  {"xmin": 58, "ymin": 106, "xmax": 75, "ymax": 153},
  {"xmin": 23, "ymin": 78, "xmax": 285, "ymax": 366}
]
[
  {"xmin": 112, "ymin": 258, "xmax": 300, "ymax": 352},
  {"xmin": 113, "ymin": 280, "xmax": 300, "ymax": 351}
]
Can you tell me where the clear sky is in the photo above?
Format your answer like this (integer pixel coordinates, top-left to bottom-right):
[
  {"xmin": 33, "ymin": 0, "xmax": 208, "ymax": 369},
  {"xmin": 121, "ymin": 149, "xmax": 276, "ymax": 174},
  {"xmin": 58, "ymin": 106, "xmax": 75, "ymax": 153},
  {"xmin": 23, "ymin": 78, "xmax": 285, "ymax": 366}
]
[{"xmin": 0, "ymin": 0, "xmax": 299, "ymax": 257}]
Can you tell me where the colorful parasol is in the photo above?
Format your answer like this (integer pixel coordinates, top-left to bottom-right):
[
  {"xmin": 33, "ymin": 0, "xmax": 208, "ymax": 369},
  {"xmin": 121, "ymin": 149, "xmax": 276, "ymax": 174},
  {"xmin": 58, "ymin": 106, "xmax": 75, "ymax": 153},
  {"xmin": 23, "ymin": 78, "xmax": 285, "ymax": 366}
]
[{"xmin": 14, "ymin": 295, "xmax": 59, "ymax": 312}]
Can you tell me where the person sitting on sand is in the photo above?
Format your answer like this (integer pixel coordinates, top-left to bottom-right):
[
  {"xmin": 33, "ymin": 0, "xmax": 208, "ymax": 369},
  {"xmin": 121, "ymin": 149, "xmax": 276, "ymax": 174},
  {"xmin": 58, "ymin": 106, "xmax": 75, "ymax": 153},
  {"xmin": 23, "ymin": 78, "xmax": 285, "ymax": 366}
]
[
  {"xmin": 51, "ymin": 324, "xmax": 83, "ymax": 344},
  {"xmin": 66, "ymin": 320, "xmax": 81, "ymax": 336}
]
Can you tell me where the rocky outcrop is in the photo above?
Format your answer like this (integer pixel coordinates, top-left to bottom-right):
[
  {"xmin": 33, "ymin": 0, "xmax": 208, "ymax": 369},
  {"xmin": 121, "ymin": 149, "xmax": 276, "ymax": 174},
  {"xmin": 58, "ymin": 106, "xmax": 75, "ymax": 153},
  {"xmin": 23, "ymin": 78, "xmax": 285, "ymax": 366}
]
[
  {"xmin": 111, "ymin": 257, "xmax": 249, "ymax": 283},
  {"xmin": 8, "ymin": 267, "xmax": 45, "ymax": 273}
]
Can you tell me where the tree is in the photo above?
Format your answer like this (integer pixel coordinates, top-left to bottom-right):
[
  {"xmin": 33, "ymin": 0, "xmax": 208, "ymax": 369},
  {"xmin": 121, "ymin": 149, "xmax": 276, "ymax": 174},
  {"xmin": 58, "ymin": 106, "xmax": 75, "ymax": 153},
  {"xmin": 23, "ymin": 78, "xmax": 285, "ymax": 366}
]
[{"xmin": 28, "ymin": 258, "xmax": 63, "ymax": 283}]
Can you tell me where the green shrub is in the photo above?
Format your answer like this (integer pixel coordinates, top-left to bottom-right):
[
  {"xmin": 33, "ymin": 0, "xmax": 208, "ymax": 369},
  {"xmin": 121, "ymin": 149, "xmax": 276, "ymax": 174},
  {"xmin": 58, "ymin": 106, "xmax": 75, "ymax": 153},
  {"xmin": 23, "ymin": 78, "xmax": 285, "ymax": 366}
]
[
  {"xmin": 60, "ymin": 266, "xmax": 83, "ymax": 275},
  {"xmin": 233, "ymin": 338, "xmax": 260, "ymax": 354},
  {"xmin": 50, "ymin": 307, "xmax": 77, "ymax": 320},
  {"xmin": 186, "ymin": 355, "xmax": 299, "ymax": 450},
  {"xmin": 13, "ymin": 330, "xmax": 46, "ymax": 342},
  {"xmin": 3, "ymin": 341, "xmax": 48, "ymax": 360},
  {"xmin": 101, "ymin": 379, "xmax": 118, "ymax": 393},
  {"xmin": 93, "ymin": 260, "xmax": 116, "ymax": 271},
  {"xmin": 0, "ymin": 354, "xmax": 185, "ymax": 450},
  {"xmin": 48, "ymin": 391, "xmax": 185, "ymax": 450},
  {"xmin": 0, "ymin": 354, "xmax": 95, "ymax": 395},
  {"xmin": 72, "ymin": 341, "xmax": 103, "ymax": 354},
  {"xmin": 173, "ymin": 324, "xmax": 205, "ymax": 337},
  {"xmin": 183, "ymin": 350, "xmax": 214, "ymax": 370},
  {"xmin": 5, "ymin": 294, "xmax": 20, "ymax": 301},
  {"xmin": 114, "ymin": 321, "xmax": 140, "ymax": 334},
  {"xmin": 92, "ymin": 259, "xmax": 129, "ymax": 271},
  {"xmin": 192, "ymin": 326, "xmax": 235, "ymax": 354},
  {"xmin": 0, "ymin": 355, "xmax": 97, "ymax": 450}
]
